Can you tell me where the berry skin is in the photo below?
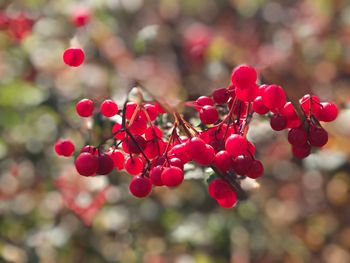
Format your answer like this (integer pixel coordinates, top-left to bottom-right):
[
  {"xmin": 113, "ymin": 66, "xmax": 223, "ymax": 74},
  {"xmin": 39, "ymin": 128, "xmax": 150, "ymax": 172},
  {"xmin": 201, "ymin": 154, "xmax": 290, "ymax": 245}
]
[
  {"xmin": 145, "ymin": 126, "xmax": 162, "ymax": 140},
  {"xmin": 63, "ymin": 48, "xmax": 85, "ymax": 67},
  {"xmin": 125, "ymin": 102, "xmax": 138, "ymax": 119},
  {"xmin": 96, "ymin": 154, "xmax": 114, "ymax": 175},
  {"xmin": 141, "ymin": 104, "xmax": 158, "ymax": 121},
  {"xmin": 318, "ymin": 102, "xmax": 338, "ymax": 122},
  {"xmin": 199, "ymin": 105, "xmax": 218, "ymax": 124},
  {"xmin": 233, "ymin": 155, "xmax": 253, "ymax": 175},
  {"xmin": 308, "ymin": 126, "xmax": 328, "ymax": 147},
  {"xmin": 270, "ymin": 114, "xmax": 287, "ymax": 131},
  {"xmin": 288, "ymin": 127, "xmax": 308, "ymax": 147},
  {"xmin": 76, "ymin": 98, "xmax": 94, "ymax": 117},
  {"xmin": 112, "ymin": 123, "xmax": 126, "ymax": 140},
  {"xmin": 125, "ymin": 157, "xmax": 144, "ymax": 176},
  {"xmin": 299, "ymin": 94, "xmax": 321, "ymax": 117},
  {"xmin": 129, "ymin": 116, "xmax": 147, "ymax": 135},
  {"xmin": 214, "ymin": 151, "xmax": 234, "ymax": 172},
  {"xmin": 216, "ymin": 190, "xmax": 237, "ymax": 208},
  {"xmin": 123, "ymin": 135, "xmax": 147, "ymax": 154},
  {"xmin": 231, "ymin": 65, "xmax": 257, "ymax": 89},
  {"xmin": 208, "ymin": 178, "xmax": 231, "ymax": 199},
  {"xmin": 149, "ymin": 166, "xmax": 164, "ymax": 186},
  {"xmin": 194, "ymin": 144, "xmax": 215, "ymax": 165},
  {"xmin": 161, "ymin": 167, "xmax": 184, "ymax": 187},
  {"xmin": 292, "ymin": 144, "xmax": 311, "ymax": 159},
  {"xmin": 169, "ymin": 157, "xmax": 184, "ymax": 170},
  {"xmin": 212, "ymin": 88, "xmax": 230, "ymax": 104},
  {"xmin": 246, "ymin": 160, "xmax": 264, "ymax": 179},
  {"xmin": 54, "ymin": 139, "xmax": 75, "ymax": 157},
  {"xmin": 100, "ymin": 99, "xmax": 119, "ymax": 117},
  {"xmin": 253, "ymin": 96, "xmax": 269, "ymax": 115},
  {"xmin": 186, "ymin": 137, "xmax": 207, "ymax": 160},
  {"xmin": 108, "ymin": 150, "xmax": 124, "ymax": 170},
  {"xmin": 235, "ymin": 84, "xmax": 259, "ymax": 102},
  {"xmin": 129, "ymin": 176, "xmax": 152, "ymax": 198},
  {"xmin": 196, "ymin": 96, "xmax": 214, "ymax": 106},
  {"xmin": 262, "ymin": 85, "xmax": 286, "ymax": 109},
  {"xmin": 168, "ymin": 143, "xmax": 191, "ymax": 164},
  {"xmin": 225, "ymin": 134, "xmax": 248, "ymax": 157},
  {"xmin": 75, "ymin": 152, "xmax": 98, "ymax": 176},
  {"xmin": 281, "ymin": 102, "xmax": 301, "ymax": 128}
]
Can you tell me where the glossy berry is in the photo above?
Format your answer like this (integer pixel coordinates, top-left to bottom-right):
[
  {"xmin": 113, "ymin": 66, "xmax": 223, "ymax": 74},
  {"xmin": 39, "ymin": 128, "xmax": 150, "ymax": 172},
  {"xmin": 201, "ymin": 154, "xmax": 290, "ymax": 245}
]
[
  {"xmin": 281, "ymin": 102, "xmax": 301, "ymax": 128},
  {"xmin": 186, "ymin": 137, "xmax": 207, "ymax": 160},
  {"xmin": 149, "ymin": 166, "xmax": 164, "ymax": 186},
  {"xmin": 96, "ymin": 154, "xmax": 114, "ymax": 175},
  {"xmin": 168, "ymin": 143, "xmax": 191, "ymax": 164},
  {"xmin": 233, "ymin": 155, "xmax": 253, "ymax": 175},
  {"xmin": 100, "ymin": 99, "xmax": 118, "ymax": 117},
  {"xmin": 253, "ymin": 96, "xmax": 269, "ymax": 115},
  {"xmin": 214, "ymin": 151, "xmax": 234, "ymax": 172},
  {"xmin": 216, "ymin": 190, "xmax": 237, "ymax": 208},
  {"xmin": 54, "ymin": 139, "xmax": 75, "ymax": 157},
  {"xmin": 299, "ymin": 94, "xmax": 321, "ymax": 117},
  {"xmin": 318, "ymin": 102, "xmax": 338, "ymax": 122},
  {"xmin": 169, "ymin": 157, "xmax": 184, "ymax": 170},
  {"xmin": 235, "ymin": 84, "xmax": 259, "ymax": 102},
  {"xmin": 112, "ymin": 123, "xmax": 126, "ymax": 140},
  {"xmin": 75, "ymin": 152, "xmax": 98, "ymax": 176},
  {"xmin": 270, "ymin": 114, "xmax": 287, "ymax": 131},
  {"xmin": 125, "ymin": 157, "xmax": 144, "ymax": 175},
  {"xmin": 194, "ymin": 144, "xmax": 215, "ymax": 165},
  {"xmin": 108, "ymin": 150, "xmax": 124, "ymax": 170},
  {"xmin": 161, "ymin": 167, "xmax": 184, "ymax": 187},
  {"xmin": 63, "ymin": 48, "xmax": 85, "ymax": 67},
  {"xmin": 262, "ymin": 85, "xmax": 286, "ymax": 109},
  {"xmin": 246, "ymin": 160, "xmax": 264, "ymax": 179},
  {"xmin": 292, "ymin": 144, "xmax": 311, "ymax": 159},
  {"xmin": 231, "ymin": 65, "xmax": 257, "ymax": 89},
  {"xmin": 288, "ymin": 127, "xmax": 308, "ymax": 147},
  {"xmin": 129, "ymin": 116, "xmax": 147, "ymax": 135},
  {"xmin": 196, "ymin": 96, "xmax": 214, "ymax": 106},
  {"xmin": 225, "ymin": 134, "xmax": 248, "ymax": 157},
  {"xmin": 129, "ymin": 176, "xmax": 152, "ymax": 198},
  {"xmin": 76, "ymin": 98, "xmax": 94, "ymax": 117},
  {"xmin": 208, "ymin": 178, "xmax": 231, "ymax": 199},
  {"xmin": 212, "ymin": 88, "xmax": 230, "ymax": 104},
  {"xmin": 199, "ymin": 105, "xmax": 218, "ymax": 124},
  {"xmin": 308, "ymin": 126, "xmax": 328, "ymax": 147}
]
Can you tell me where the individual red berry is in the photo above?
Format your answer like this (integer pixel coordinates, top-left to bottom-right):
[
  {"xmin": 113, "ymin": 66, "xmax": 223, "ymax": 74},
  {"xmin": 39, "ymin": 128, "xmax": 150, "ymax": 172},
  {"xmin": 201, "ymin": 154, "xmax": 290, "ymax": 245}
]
[
  {"xmin": 196, "ymin": 96, "xmax": 214, "ymax": 106},
  {"xmin": 71, "ymin": 9, "xmax": 90, "ymax": 27},
  {"xmin": 169, "ymin": 157, "xmax": 184, "ymax": 170},
  {"xmin": 216, "ymin": 190, "xmax": 237, "ymax": 208},
  {"xmin": 262, "ymin": 85, "xmax": 286, "ymax": 109},
  {"xmin": 213, "ymin": 151, "xmax": 234, "ymax": 172},
  {"xmin": 246, "ymin": 160, "xmax": 264, "ymax": 179},
  {"xmin": 318, "ymin": 102, "xmax": 338, "ymax": 122},
  {"xmin": 225, "ymin": 134, "xmax": 248, "ymax": 157},
  {"xmin": 112, "ymin": 123, "xmax": 126, "ymax": 140},
  {"xmin": 235, "ymin": 84, "xmax": 259, "ymax": 102},
  {"xmin": 149, "ymin": 166, "xmax": 164, "ymax": 186},
  {"xmin": 76, "ymin": 98, "xmax": 94, "ymax": 117},
  {"xmin": 129, "ymin": 176, "xmax": 152, "ymax": 198},
  {"xmin": 54, "ymin": 139, "xmax": 75, "ymax": 157},
  {"xmin": 161, "ymin": 167, "xmax": 184, "ymax": 187},
  {"xmin": 186, "ymin": 137, "xmax": 207, "ymax": 160},
  {"xmin": 231, "ymin": 65, "xmax": 257, "ymax": 89},
  {"xmin": 281, "ymin": 102, "xmax": 302, "ymax": 128},
  {"xmin": 308, "ymin": 126, "xmax": 328, "ymax": 147},
  {"xmin": 125, "ymin": 157, "xmax": 144, "ymax": 175},
  {"xmin": 168, "ymin": 143, "xmax": 191, "ymax": 164},
  {"xmin": 199, "ymin": 105, "xmax": 218, "ymax": 124},
  {"xmin": 145, "ymin": 126, "xmax": 162, "ymax": 140},
  {"xmin": 96, "ymin": 154, "xmax": 114, "ymax": 175},
  {"xmin": 212, "ymin": 88, "xmax": 230, "ymax": 104},
  {"xmin": 292, "ymin": 144, "xmax": 311, "ymax": 159},
  {"xmin": 288, "ymin": 127, "xmax": 308, "ymax": 147},
  {"xmin": 129, "ymin": 116, "xmax": 147, "ymax": 135},
  {"xmin": 63, "ymin": 48, "xmax": 85, "ymax": 67},
  {"xmin": 233, "ymin": 155, "xmax": 253, "ymax": 175},
  {"xmin": 270, "ymin": 114, "xmax": 287, "ymax": 131},
  {"xmin": 208, "ymin": 178, "xmax": 231, "ymax": 199},
  {"xmin": 194, "ymin": 144, "xmax": 215, "ymax": 165},
  {"xmin": 253, "ymin": 96, "xmax": 270, "ymax": 115},
  {"xmin": 100, "ymin": 99, "xmax": 119, "ymax": 117},
  {"xmin": 108, "ymin": 150, "xmax": 124, "ymax": 170},
  {"xmin": 75, "ymin": 152, "xmax": 98, "ymax": 176},
  {"xmin": 299, "ymin": 94, "xmax": 321, "ymax": 117}
]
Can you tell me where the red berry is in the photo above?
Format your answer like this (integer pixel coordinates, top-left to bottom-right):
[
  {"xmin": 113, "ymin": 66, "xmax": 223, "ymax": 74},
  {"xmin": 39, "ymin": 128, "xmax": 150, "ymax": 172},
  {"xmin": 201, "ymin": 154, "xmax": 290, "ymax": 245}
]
[
  {"xmin": 71, "ymin": 9, "xmax": 90, "ymax": 27},
  {"xmin": 246, "ymin": 160, "xmax": 264, "ymax": 179},
  {"xmin": 81, "ymin": 145, "xmax": 97, "ymax": 155},
  {"xmin": 281, "ymin": 102, "xmax": 302, "ymax": 128},
  {"xmin": 194, "ymin": 144, "xmax": 215, "ymax": 165},
  {"xmin": 186, "ymin": 137, "xmax": 207, "ymax": 160},
  {"xmin": 125, "ymin": 157, "xmax": 144, "ymax": 175},
  {"xmin": 75, "ymin": 152, "xmax": 98, "ymax": 176},
  {"xmin": 125, "ymin": 102, "xmax": 138, "ymax": 119},
  {"xmin": 292, "ymin": 144, "xmax": 311, "ymax": 159},
  {"xmin": 108, "ymin": 150, "xmax": 124, "ymax": 170},
  {"xmin": 54, "ymin": 139, "xmax": 75, "ymax": 157},
  {"xmin": 262, "ymin": 85, "xmax": 286, "ymax": 109},
  {"xmin": 225, "ymin": 134, "xmax": 248, "ymax": 157},
  {"xmin": 235, "ymin": 84, "xmax": 259, "ymax": 102},
  {"xmin": 169, "ymin": 157, "xmax": 184, "ymax": 170},
  {"xmin": 231, "ymin": 65, "xmax": 257, "ymax": 89},
  {"xmin": 168, "ymin": 143, "xmax": 191, "ymax": 164},
  {"xmin": 141, "ymin": 104, "xmax": 158, "ymax": 121},
  {"xmin": 253, "ymin": 96, "xmax": 269, "ymax": 115},
  {"xmin": 208, "ymin": 178, "xmax": 231, "ymax": 199},
  {"xmin": 123, "ymin": 135, "xmax": 147, "ymax": 154},
  {"xmin": 161, "ymin": 167, "xmax": 184, "ymax": 187},
  {"xmin": 216, "ymin": 190, "xmax": 237, "ymax": 208},
  {"xmin": 149, "ymin": 166, "xmax": 164, "ymax": 186},
  {"xmin": 288, "ymin": 127, "xmax": 308, "ymax": 147},
  {"xmin": 96, "ymin": 154, "xmax": 114, "ymax": 175},
  {"xmin": 299, "ymin": 94, "xmax": 321, "ymax": 117},
  {"xmin": 129, "ymin": 176, "xmax": 152, "ymax": 198},
  {"xmin": 270, "ymin": 114, "xmax": 287, "ymax": 131},
  {"xmin": 318, "ymin": 102, "xmax": 338, "ymax": 122},
  {"xmin": 196, "ymin": 96, "xmax": 214, "ymax": 106},
  {"xmin": 112, "ymin": 123, "xmax": 126, "ymax": 140},
  {"xmin": 145, "ymin": 126, "xmax": 162, "ymax": 140},
  {"xmin": 308, "ymin": 126, "xmax": 328, "ymax": 147},
  {"xmin": 63, "ymin": 48, "xmax": 85, "ymax": 67},
  {"xmin": 100, "ymin": 99, "xmax": 118, "ymax": 117},
  {"xmin": 212, "ymin": 88, "xmax": 230, "ymax": 104},
  {"xmin": 233, "ymin": 155, "xmax": 253, "ymax": 175},
  {"xmin": 214, "ymin": 150, "xmax": 234, "ymax": 172},
  {"xmin": 129, "ymin": 116, "xmax": 147, "ymax": 135},
  {"xmin": 76, "ymin": 98, "xmax": 94, "ymax": 117},
  {"xmin": 199, "ymin": 105, "xmax": 218, "ymax": 124}
]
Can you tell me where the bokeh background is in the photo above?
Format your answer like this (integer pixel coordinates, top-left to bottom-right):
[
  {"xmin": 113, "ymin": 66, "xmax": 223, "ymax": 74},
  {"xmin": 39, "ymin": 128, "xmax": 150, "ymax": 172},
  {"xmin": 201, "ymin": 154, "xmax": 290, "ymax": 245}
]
[{"xmin": 1, "ymin": 0, "xmax": 350, "ymax": 262}]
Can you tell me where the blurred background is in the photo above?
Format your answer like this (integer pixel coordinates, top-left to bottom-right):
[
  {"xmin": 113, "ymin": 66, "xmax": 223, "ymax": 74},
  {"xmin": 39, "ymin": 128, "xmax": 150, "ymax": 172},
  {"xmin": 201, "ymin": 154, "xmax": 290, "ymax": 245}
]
[{"xmin": 0, "ymin": 0, "xmax": 350, "ymax": 262}]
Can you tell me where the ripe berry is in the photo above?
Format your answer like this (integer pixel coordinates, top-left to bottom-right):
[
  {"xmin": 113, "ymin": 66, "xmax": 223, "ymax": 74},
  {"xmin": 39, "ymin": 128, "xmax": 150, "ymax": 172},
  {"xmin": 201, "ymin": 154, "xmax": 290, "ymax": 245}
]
[
  {"xmin": 308, "ymin": 126, "xmax": 328, "ymax": 147},
  {"xmin": 194, "ymin": 144, "xmax": 215, "ymax": 165},
  {"xmin": 186, "ymin": 137, "xmax": 207, "ymax": 160},
  {"xmin": 100, "ymin": 99, "xmax": 118, "ymax": 117},
  {"xmin": 125, "ymin": 157, "xmax": 144, "ymax": 175},
  {"xmin": 63, "ymin": 48, "xmax": 85, "ymax": 67},
  {"xmin": 216, "ymin": 190, "xmax": 237, "ymax": 208},
  {"xmin": 208, "ymin": 178, "xmax": 231, "ymax": 199},
  {"xmin": 196, "ymin": 96, "xmax": 214, "ymax": 106},
  {"xmin": 129, "ymin": 116, "xmax": 147, "ymax": 135},
  {"xmin": 123, "ymin": 135, "xmax": 146, "ymax": 154},
  {"xmin": 54, "ymin": 139, "xmax": 75, "ymax": 157},
  {"xmin": 81, "ymin": 145, "xmax": 97, "ymax": 155},
  {"xmin": 168, "ymin": 143, "xmax": 191, "ymax": 164},
  {"xmin": 299, "ymin": 94, "xmax": 321, "ymax": 117},
  {"xmin": 141, "ymin": 104, "xmax": 158, "ymax": 121},
  {"xmin": 281, "ymin": 102, "xmax": 301, "ymax": 128},
  {"xmin": 292, "ymin": 144, "xmax": 311, "ymax": 159},
  {"xmin": 149, "ymin": 166, "xmax": 164, "ymax": 186},
  {"xmin": 169, "ymin": 157, "xmax": 184, "ymax": 170},
  {"xmin": 76, "ymin": 98, "xmax": 94, "ymax": 117},
  {"xmin": 270, "ymin": 114, "xmax": 287, "ymax": 131},
  {"xmin": 125, "ymin": 102, "xmax": 138, "ymax": 119},
  {"xmin": 199, "ymin": 105, "xmax": 218, "ymax": 124},
  {"xmin": 225, "ymin": 134, "xmax": 248, "ymax": 157},
  {"xmin": 161, "ymin": 167, "xmax": 184, "ymax": 187},
  {"xmin": 145, "ymin": 126, "xmax": 162, "ymax": 140},
  {"xmin": 96, "ymin": 154, "xmax": 114, "ymax": 175},
  {"xmin": 262, "ymin": 85, "xmax": 286, "ymax": 109},
  {"xmin": 214, "ymin": 150, "xmax": 234, "ymax": 172},
  {"xmin": 253, "ymin": 96, "xmax": 269, "ymax": 115},
  {"xmin": 235, "ymin": 84, "xmax": 259, "ymax": 102},
  {"xmin": 108, "ymin": 150, "xmax": 124, "ymax": 170},
  {"xmin": 288, "ymin": 127, "xmax": 308, "ymax": 147},
  {"xmin": 231, "ymin": 65, "xmax": 257, "ymax": 89},
  {"xmin": 246, "ymin": 160, "xmax": 264, "ymax": 179},
  {"xmin": 233, "ymin": 155, "xmax": 253, "ymax": 175},
  {"xmin": 112, "ymin": 123, "xmax": 126, "ymax": 140},
  {"xmin": 129, "ymin": 176, "xmax": 152, "ymax": 198},
  {"xmin": 318, "ymin": 102, "xmax": 338, "ymax": 122},
  {"xmin": 212, "ymin": 88, "xmax": 230, "ymax": 104},
  {"xmin": 75, "ymin": 152, "xmax": 98, "ymax": 176}
]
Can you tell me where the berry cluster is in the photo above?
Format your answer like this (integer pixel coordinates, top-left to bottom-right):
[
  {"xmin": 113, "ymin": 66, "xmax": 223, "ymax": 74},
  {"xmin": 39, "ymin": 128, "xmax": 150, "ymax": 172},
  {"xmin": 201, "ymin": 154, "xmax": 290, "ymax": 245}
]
[{"xmin": 55, "ymin": 65, "xmax": 338, "ymax": 208}]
